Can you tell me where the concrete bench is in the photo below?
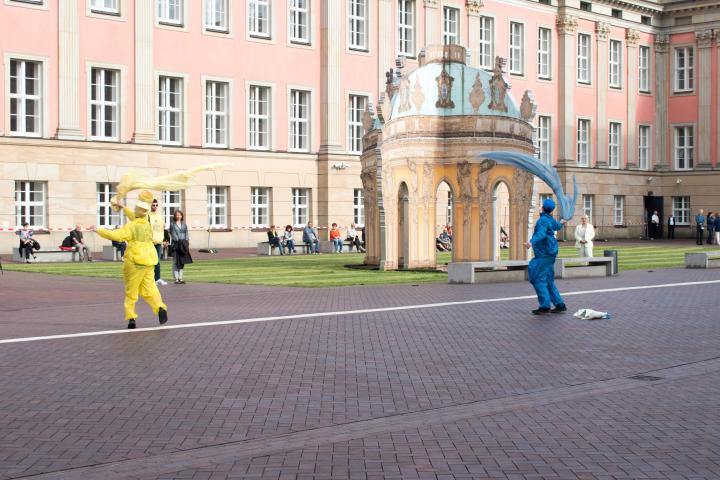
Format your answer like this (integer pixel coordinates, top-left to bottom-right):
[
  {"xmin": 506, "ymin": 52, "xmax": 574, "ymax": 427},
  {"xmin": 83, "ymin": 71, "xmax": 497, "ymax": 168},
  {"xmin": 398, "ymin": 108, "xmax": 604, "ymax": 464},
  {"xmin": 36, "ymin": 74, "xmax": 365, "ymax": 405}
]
[
  {"xmin": 554, "ymin": 256, "xmax": 615, "ymax": 279},
  {"xmin": 319, "ymin": 240, "xmax": 355, "ymax": 253},
  {"xmin": 256, "ymin": 241, "xmax": 284, "ymax": 256},
  {"xmin": 102, "ymin": 245, "xmax": 123, "ymax": 261},
  {"xmin": 448, "ymin": 260, "xmax": 529, "ymax": 284},
  {"xmin": 12, "ymin": 247, "xmax": 78, "ymax": 263},
  {"xmin": 685, "ymin": 251, "xmax": 720, "ymax": 269}
]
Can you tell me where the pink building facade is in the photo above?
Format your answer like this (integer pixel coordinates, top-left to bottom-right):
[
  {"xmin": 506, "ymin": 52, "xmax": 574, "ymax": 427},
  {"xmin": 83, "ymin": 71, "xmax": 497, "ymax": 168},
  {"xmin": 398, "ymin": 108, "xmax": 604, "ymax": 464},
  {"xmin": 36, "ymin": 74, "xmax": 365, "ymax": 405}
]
[{"xmin": 1, "ymin": 0, "xmax": 719, "ymax": 254}]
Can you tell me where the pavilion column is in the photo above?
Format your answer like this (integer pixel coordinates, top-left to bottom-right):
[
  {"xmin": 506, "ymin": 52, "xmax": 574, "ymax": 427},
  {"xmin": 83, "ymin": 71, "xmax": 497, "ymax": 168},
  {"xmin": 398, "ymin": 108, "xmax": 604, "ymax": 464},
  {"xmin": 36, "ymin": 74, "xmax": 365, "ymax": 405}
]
[
  {"xmin": 696, "ymin": 29, "xmax": 714, "ymax": 169},
  {"xmin": 595, "ymin": 22, "xmax": 610, "ymax": 168},
  {"xmin": 56, "ymin": 0, "xmax": 84, "ymax": 140},
  {"xmin": 653, "ymin": 34, "xmax": 670, "ymax": 171},
  {"xmin": 625, "ymin": 29, "xmax": 640, "ymax": 169},
  {"xmin": 555, "ymin": 14, "xmax": 577, "ymax": 166},
  {"xmin": 132, "ymin": 0, "xmax": 156, "ymax": 143},
  {"xmin": 424, "ymin": 0, "xmax": 439, "ymax": 46},
  {"xmin": 465, "ymin": 1, "xmax": 483, "ymax": 67}
]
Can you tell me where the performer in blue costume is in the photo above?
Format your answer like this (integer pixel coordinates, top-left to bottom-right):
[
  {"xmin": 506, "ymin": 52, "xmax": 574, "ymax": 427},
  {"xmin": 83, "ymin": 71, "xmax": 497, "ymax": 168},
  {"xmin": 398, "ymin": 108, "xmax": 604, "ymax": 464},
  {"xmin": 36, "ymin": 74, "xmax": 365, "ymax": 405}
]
[{"xmin": 525, "ymin": 198, "xmax": 567, "ymax": 315}]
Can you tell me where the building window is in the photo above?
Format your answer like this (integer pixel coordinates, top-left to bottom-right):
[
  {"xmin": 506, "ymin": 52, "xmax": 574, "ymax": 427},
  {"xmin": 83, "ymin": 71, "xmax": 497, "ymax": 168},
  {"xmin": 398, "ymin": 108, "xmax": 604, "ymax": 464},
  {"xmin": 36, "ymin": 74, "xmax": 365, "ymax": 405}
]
[
  {"xmin": 537, "ymin": 116, "xmax": 551, "ymax": 165},
  {"xmin": 479, "ymin": 16, "xmax": 494, "ymax": 69},
  {"xmin": 348, "ymin": 94, "xmax": 367, "ymax": 154},
  {"xmin": 582, "ymin": 194, "xmax": 593, "ymax": 223},
  {"xmin": 611, "ymin": 8, "xmax": 622, "ymax": 19},
  {"xmin": 608, "ymin": 122, "xmax": 621, "ymax": 168},
  {"xmin": 446, "ymin": 192, "xmax": 453, "ymax": 226},
  {"xmin": 162, "ymin": 190, "xmax": 182, "ymax": 226},
  {"xmin": 537, "ymin": 27, "xmax": 551, "ymax": 79},
  {"xmin": 397, "ymin": 0, "xmax": 414, "ymax": 57},
  {"xmin": 580, "ymin": 1, "xmax": 591, "ymax": 11},
  {"xmin": 292, "ymin": 188, "xmax": 309, "ymax": 226},
  {"xmin": 673, "ymin": 196, "xmax": 690, "ymax": 225},
  {"xmin": 509, "ymin": 22, "xmax": 524, "ymax": 75},
  {"xmin": 289, "ymin": 89, "xmax": 310, "ymax": 152},
  {"xmin": 207, "ymin": 186, "xmax": 228, "ymax": 227},
  {"xmin": 249, "ymin": 85, "xmax": 270, "ymax": 150},
  {"xmin": 97, "ymin": 183, "xmax": 122, "ymax": 227},
  {"xmin": 204, "ymin": 0, "xmax": 227, "ymax": 32},
  {"xmin": 91, "ymin": 0, "xmax": 119, "ymax": 14},
  {"xmin": 609, "ymin": 39, "xmax": 622, "ymax": 88},
  {"xmin": 158, "ymin": 76, "xmax": 182, "ymax": 145},
  {"xmin": 348, "ymin": 0, "xmax": 367, "ymax": 50},
  {"xmin": 90, "ymin": 68, "xmax": 119, "ymax": 141},
  {"xmin": 613, "ymin": 196, "xmax": 624, "ymax": 225},
  {"xmin": 577, "ymin": 33, "xmax": 591, "ymax": 84},
  {"xmin": 674, "ymin": 126, "xmax": 694, "ymax": 170},
  {"xmin": 248, "ymin": 0, "xmax": 270, "ymax": 38},
  {"xmin": 289, "ymin": 0, "xmax": 309, "ymax": 44},
  {"xmin": 639, "ymin": 45, "xmax": 650, "ymax": 93},
  {"xmin": 577, "ymin": 118, "xmax": 590, "ymax": 167},
  {"xmin": 638, "ymin": 125, "xmax": 650, "ymax": 170},
  {"xmin": 204, "ymin": 80, "xmax": 228, "ymax": 148},
  {"xmin": 14, "ymin": 181, "xmax": 46, "ymax": 228},
  {"xmin": 442, "ymin": 6, "xmax": 459, "ymax": 45},
  {"xmin": 158, "ymin": 0, "xmax": 181, "ymax": 24},
  {"xmin": 9, "ymin": 59, "xmax": 42, "ymax": 137},
  {"xmin": 251, "ymin": 187, "xmax": 269, "ymax": 227},
  {"xmin": 354, "ymin": 188, "xmax": 365, "ymax": 226},
  {"xmin": 674, "ymin": 47, "xmax": 694, "ymax": 92},
  {"xmin": 641, "ymin": 15, "xmax": 652, "ymax": 26}
]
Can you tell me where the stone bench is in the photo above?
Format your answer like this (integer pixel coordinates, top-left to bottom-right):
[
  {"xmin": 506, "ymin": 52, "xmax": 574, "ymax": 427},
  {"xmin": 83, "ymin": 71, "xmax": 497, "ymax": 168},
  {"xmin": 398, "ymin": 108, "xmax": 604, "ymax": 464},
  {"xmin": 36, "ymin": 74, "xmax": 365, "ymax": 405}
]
[
  {"xmin": 554, "ymin": 256, "xmax": 615, "ymax": 279},
  {"xmin": 102, "ymin": 245, "xmax": 123, "ymax": 261},
  {"xmin": 448, "ymin": 260, "xmax": 529, "ymax": 284},
  {"xmin": 12, "ymin": 247, "xmax": 78, "ymax": 263},
  {"xmin": 319, "ymin": 240, "xmax": 356, "ymax": 254},
  {"xmin": 685, "ymin": 251, "xmax": 720, "ymax": 269},
  {"xmin": 256, "ymin": 241, "xmax": 284, "ymax": 256}
]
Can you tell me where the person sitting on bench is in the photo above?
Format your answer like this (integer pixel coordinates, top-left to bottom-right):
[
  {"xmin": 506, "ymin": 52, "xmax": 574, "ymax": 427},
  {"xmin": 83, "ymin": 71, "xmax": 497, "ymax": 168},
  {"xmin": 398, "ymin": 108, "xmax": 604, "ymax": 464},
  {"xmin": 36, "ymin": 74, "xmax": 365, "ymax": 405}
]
[
  {"xmin": 17, "ymin": 222, "xmax": 38, "ymax": 263},
  {"xmin": 267, "ymin": 226, "xmax": 284, "ymax": 255}
]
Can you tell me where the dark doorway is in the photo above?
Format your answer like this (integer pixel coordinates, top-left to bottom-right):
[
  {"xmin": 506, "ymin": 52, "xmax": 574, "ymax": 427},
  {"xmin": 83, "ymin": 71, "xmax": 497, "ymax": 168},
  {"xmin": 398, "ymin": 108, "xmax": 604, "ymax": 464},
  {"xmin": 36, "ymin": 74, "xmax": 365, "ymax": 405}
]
[{"xmin": 644, "ymin": 195, "xmax": 663, "ymax": 240}]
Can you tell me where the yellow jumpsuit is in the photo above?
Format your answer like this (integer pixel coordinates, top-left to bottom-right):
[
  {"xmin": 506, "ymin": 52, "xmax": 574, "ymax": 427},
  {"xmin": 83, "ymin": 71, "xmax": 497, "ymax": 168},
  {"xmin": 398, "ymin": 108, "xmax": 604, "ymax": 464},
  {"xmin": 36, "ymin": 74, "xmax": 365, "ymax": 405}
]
[{"xmin": 97, "ymin": 215, "xmax": 167, "ymax": 322}]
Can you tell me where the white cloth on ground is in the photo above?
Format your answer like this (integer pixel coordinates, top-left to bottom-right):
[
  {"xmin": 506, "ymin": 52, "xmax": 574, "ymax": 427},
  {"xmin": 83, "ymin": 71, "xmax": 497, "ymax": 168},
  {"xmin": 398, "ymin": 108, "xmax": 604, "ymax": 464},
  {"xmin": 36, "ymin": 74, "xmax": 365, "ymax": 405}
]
[{"xmin": 573, "ymin": 308, "xmax": 611, "ymax": 320}]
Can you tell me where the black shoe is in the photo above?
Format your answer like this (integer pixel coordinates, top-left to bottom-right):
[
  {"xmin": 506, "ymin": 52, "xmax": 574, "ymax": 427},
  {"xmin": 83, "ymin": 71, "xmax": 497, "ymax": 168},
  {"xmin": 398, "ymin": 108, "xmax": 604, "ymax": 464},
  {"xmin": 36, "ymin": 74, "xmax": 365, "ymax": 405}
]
[
  {"xmin": 158, "ymin": 308, "xmax": 168, "ymax": 325},
  {"xmin": 532, "ymin": 308, "xmax": 551, "ymax": 315},
  {"xmin": 551, "ymin": 304, "xmax": 567, "ymax": 313},
  {"xmin": 127, "ymin": 319, "xmax": 136, "ymax": 329}
]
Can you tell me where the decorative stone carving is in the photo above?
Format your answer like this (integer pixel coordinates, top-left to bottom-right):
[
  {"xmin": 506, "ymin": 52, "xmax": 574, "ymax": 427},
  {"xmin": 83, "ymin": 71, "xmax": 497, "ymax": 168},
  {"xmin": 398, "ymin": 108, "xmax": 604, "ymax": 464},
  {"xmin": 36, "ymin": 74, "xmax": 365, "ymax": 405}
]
[
  {"xmin": 475, "ymin": 160, "xmax": 494, "ymax": 230},
  {"xmin": 466, "ymin": 0, "xmax": 483, "ymax": 15},
  {"xmin": 654, "ymin": 34, "xmax": 670, "ymax": 54},
  {"xmin": 625, "ymin": 29, "xmax": 640, "ymax": 47},
  {"xmin": 385, "ymin": 68, "xmax": 398, "ymax": 101},
  {"xmin": 595, "ymin": 22, "xmax": 611, "ymax": 42},
  {"xmin": 469, "ymin": 73, "xmax": 485, "ymax": 113},
  {"xmin": 376, "ymin": 93, "xmax": 386, "ymax": 123},
  {"xmin": 423, "ymin": 0, "xmax": 438, "ymax": 7},
  {"xmin": 457, "ymin": 161, "xmax": 473, "ymax": 228},
  {"xmin": 519, "ymin": 90, "xmax": 537, "ymax": 123},
  {"xmin": 407, "ymin": 158, "xmax": 419, "ymax": 200},
  {"xmin": 555, "ymin": 15, "xmax": 577, "ymax": 35},
  {"xmin": 362, "ymin": 103, "xmax": 375, "ymax": 132},
  {"xmin": 411, "ymin": 77, "xmax": 425, "ymax": 111},
  {"xmin": 398, "ymin": 76, "xmax": 412, "ymax": 113},
  {"xmin": 435, "ymin": 66, "xmax": 455, "ymax": 108},
  {"xmin": 421, "ymin": 162, "xmax": 433, "ymax": 228},
  {"xmin": 488, "ymin": 57, "xmax": 509, "ymax": 113},
  {"xmin": 696, "ymin": 30, "xmax": 715, "ymax": 49}
]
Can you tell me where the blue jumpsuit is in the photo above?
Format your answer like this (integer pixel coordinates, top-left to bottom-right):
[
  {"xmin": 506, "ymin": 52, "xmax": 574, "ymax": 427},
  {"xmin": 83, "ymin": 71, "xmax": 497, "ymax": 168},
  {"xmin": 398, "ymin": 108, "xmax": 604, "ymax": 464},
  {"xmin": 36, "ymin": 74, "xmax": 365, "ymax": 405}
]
[{"xmin": 528, "ymin": 212, "xmax": 565, "ymax": 309}]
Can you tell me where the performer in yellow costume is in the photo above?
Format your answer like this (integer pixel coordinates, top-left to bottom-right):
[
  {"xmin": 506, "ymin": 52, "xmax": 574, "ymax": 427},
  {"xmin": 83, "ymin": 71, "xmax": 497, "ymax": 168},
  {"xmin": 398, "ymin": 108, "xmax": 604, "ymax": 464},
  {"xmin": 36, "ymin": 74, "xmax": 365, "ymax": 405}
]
[{"xmin": 95, "ymin": 190, "xmax": 168, "ymax": 329}]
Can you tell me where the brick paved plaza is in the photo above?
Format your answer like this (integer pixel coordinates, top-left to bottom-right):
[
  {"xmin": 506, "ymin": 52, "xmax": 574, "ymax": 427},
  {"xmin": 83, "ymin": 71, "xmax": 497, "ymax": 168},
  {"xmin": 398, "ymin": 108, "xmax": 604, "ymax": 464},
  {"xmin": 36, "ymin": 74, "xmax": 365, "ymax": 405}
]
[{"xmin": 1, "ymin": 268, "xmax": 719, "ymax": 480}]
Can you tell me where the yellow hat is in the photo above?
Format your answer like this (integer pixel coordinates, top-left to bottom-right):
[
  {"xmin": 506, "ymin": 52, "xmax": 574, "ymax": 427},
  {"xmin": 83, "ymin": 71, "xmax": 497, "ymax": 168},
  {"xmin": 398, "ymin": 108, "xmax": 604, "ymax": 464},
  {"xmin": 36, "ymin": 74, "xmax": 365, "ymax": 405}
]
[{"xmin": 136, "ymin": 190, "xmax": 154, "ymax": 211}]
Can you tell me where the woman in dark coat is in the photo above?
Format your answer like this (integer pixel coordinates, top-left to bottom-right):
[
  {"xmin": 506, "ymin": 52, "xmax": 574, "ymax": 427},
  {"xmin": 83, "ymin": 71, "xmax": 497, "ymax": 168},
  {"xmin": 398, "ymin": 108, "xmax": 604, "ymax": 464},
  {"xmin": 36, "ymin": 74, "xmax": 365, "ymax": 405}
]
[{"xmin": 168, "ymin": 210, "xmax": 193, "ymax": 284}]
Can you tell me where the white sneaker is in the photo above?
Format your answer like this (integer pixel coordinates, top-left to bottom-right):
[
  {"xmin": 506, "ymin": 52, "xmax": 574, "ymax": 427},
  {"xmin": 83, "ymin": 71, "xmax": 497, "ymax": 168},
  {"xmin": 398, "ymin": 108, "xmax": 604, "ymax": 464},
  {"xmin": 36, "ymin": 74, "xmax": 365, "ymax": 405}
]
[{"xmin": 156, "ymin": 279, "xmax": 168, "ymax": 286}]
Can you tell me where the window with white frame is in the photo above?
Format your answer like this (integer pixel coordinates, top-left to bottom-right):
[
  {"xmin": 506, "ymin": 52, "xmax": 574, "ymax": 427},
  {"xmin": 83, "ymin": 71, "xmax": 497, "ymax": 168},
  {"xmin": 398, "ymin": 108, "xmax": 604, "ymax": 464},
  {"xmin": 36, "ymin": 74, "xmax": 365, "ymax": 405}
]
[
  {"xmin": 479, "ymin": 16, "xmax": 494, "ymax": 69},
  {"xmin": 639, "ymin": 45, "xmax": 650, "ymax": 92},
  {"xmin": 90, "ymin": 68, "xmax": 119, "ymax": 141},
  {"xmin": 91, "ymin": 0, "xmax": 119, "ymax": 14},
  {"xmin": 537, "ymin": 116, "xmax": 551, "ymax": 165},
  {"xmin": 249, "ymin": 85, "xmax": 270, "ymax": 150},
  {"xmin": 248, "ymin": 0, "xmax": 270, "ymax": 38},
  {"xmin": 348, "ymin": 0, "xmax": 367, "ymax": 50},
  {"xmin": 539, "ymin": 193, "xmax": 553, "ymax": 209},
  {"xmin": 582, "ymin": 194, "xmax": 593, "ymax": 223},
  {"xmin": 158, "ymin": 0, "xmax": 181, "ymax": 24},
  {"xmin": 397, "ymin": 0, "xmax": 414, "ymax": 57},
  {"xmin": 204, "ymin": 80, "xmax": 228, "ymax": 147},
  {"xmin": 446, "ymin": 191, "xmax": 453, "ymax": 226},
  {"xmin": 577, "ymin": 118, "xmax": 590, "ymax": 167},
  {"xmin": 158, "ymin": 76, "xmax": 182, "ymax": 145},
  {"xmin": 672, "ymin": 196, "xmax": 690, "ymax": 225},
  {"xmin": 674, "ymin": 47, "xmax": 694, "ymax": 92},
  {"xmin": 537, "ymin": 27, "xmax": 551, "ymax": 79},
  {"xmin": 509, "ymin": 22, "xmax": 524, "ymax": 75},
  {"xmin": 609, "ymin": 40, "xmax": 622, "ymax": 88},
  {"xmin": 204, "ymin": 0, "xmax": 227, "ymax": 32},
  {"xmin": 292, "ymin": 188, "xmax": 309, "ymax": 226},
  {"xmin": 608, "ymin": 122, "xmax": 621, "ymax": 168},
  {"xmin": 14, "ymin": 181, "xmax": 46, "ymax": 228},
  {"xmin": 162, "ymin": 190, "xmax": 182, "ymax": 226},
  {"xmin": 354, "ymin": 188, "xmax": 365, "ymax": 226},
  {"xmin": 674, "ymin": 126, "xmax": 694, "ymax": 170},
  {"xmin": 443, "ymin": 7, "xmax": 459, "ymax": 45},
  {"xmin": 207, "ymin": 186, "xmax": 228, "ymax": 227},
  {"xmin": 577, "ymin": 33, "xmax": 591, "ymax": 84},
  {"xmin": 251, "ymin": 187, "xmax": 269, "ymax": 227},
  {"xmin": 638, "ymin": 125, "xmax": 650, "ymax": 170},
  {"xmin": 97, "ymin": 183, "xmax": 122, "ymax": 227},
  {"xmin": 348, "ymin": 94, "xmax": 367, "ymax": 154},
  {"xmin": 9, "ymin": 59, "xmax": 42, "ymax": 137},
  {"xmin": 613, "ymin": 195, "xmax": 624, "ymax": 225},
  {"xmin": 290, "ymin": 89, "xmax": 310, "ymax": 152},
  {"xmin": 289, "ymin": 0, "xmax": 309, "ymax": 44}
]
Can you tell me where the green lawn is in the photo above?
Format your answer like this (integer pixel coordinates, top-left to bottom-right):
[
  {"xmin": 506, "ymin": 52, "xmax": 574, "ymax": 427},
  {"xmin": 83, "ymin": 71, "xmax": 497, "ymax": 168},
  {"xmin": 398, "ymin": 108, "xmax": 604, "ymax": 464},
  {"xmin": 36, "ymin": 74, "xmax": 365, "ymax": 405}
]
[{"xmin": 3, "ymin": 244, "xmax": 716, "ymax": 288}]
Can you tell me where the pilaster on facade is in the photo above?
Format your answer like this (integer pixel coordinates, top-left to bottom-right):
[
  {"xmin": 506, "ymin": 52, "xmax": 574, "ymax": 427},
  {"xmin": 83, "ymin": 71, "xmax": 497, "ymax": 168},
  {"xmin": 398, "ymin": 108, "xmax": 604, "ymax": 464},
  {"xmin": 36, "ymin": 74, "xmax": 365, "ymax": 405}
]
[
  {"xmin": 466, "ymin": 1, "xmax": 484, "ymax": 66},
  {"xmin": 555, "ymin": 14, "xmax": 577, "ymax": 167},
  {"xmin": 56, "ymin": 0, "xmax": 84, "ymax": 140},
  {"xmin": 696, "ymin": 29, "xmax": 714, "ymax": 169},
  {"xmin": 132, "ymin": 0, "xmax": 156, "ymax": 144},
  {"xmin": 654, "ymin": 34, "xmax": 670, "ymax": 171},
  {"xmin": 320, "ymin": 0, "xmax": 343, "ymax": 154},
  {"xmin": 717, "ymin": 34, "xmax": 720, "ymax": 170},
  {"xmin": 625, "ymin": 29, "xmax": 640, "ymax": 169},
  {"xmin": 378, "ymin": 0, "xmax": 394, "ymax": 94},
  {"xmin": 424, "ymin": 0, "xmax": 439, "ymax": 47},
  {"xmin": 595, "ymin": 22, "xmax": 611, "ymax": 168}
]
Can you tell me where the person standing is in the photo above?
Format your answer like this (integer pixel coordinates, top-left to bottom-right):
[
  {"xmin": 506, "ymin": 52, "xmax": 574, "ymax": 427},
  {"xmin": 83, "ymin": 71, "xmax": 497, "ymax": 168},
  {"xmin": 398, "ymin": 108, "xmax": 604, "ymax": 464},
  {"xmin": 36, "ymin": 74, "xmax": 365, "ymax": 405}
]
[
  {"xmin": 302, "ymin": 222, "xmax": 320, "ymax": 254},
  {"xmin": 707, "ymin": 212, "xmax": 716, "ymax": 245},
  {"xmin": 650, "ymin": 210, "xmax": 660, "ymax": 240},
  {"xmin": 148, "ymin": 199, "xmax": 167, "ymax": 285},
  {"xmin": 667, "ymin": 214, "xmax": 676, "ymax": 239},
  {"xmin": 715, "ymin": 214, "xmax": 720, "ymax": 245},
  {"xmin": 574, "ymin": 215, "xmax": 595, "ymax": 257},
  {"xmin": 695, "ymin": 209, "xmax": 705, "ymax": 245},
  {"xmin": 525, "ymin": 198, "xmax": 567, "ymax": 315},
  {"xmin": 168, "ymin": 210, "xmax": 192, "ymax": 284},
  {"xmin": 70, "ymin": 225, "xmax": 93, "ymax": 261}
]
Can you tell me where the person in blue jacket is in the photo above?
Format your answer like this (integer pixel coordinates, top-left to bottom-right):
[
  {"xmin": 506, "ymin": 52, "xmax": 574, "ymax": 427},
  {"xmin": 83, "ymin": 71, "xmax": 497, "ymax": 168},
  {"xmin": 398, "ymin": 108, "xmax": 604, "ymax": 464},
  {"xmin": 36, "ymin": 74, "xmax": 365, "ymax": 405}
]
[{"xmin": 525, "ymin": 198, "xmax": 567, "ymax": 315}]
